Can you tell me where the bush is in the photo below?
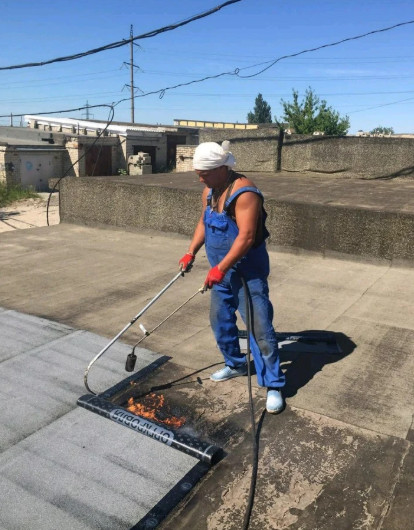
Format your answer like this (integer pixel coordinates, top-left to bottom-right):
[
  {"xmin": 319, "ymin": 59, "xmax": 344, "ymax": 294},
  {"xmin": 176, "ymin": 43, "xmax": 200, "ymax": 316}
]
[{"xmin": 0, "ymin": 182, "xmax": 39, "ymax": 207}]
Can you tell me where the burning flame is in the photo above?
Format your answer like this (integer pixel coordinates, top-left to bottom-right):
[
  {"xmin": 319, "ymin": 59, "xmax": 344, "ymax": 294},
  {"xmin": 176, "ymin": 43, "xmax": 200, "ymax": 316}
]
[{"xmin": 126, "ymin": 393, "xmax": 186, "ymax": 428}]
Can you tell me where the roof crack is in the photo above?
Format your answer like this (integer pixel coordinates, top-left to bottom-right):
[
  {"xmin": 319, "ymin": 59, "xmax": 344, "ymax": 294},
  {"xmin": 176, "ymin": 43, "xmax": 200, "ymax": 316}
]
[{"xmin": 377, "ymin": 441, "xmax": 411, "ymax": 528}]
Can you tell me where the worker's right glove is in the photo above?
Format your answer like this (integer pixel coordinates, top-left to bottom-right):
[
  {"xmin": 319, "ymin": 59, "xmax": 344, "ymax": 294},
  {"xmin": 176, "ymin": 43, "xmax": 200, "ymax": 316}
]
[
  {"xmin": 179, "ymin": 252, "xmax": 195, "ymax": 272},
  {"xmin": 204, "ymin": 265, "xmax": 225, "ymax": 289}
]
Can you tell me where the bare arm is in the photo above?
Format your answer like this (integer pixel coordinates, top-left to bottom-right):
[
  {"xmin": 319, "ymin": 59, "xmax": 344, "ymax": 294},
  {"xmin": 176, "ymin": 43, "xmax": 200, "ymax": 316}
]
[{"xmin": 217, "ymin": 191, "xmax": 260, "ymax": 273}]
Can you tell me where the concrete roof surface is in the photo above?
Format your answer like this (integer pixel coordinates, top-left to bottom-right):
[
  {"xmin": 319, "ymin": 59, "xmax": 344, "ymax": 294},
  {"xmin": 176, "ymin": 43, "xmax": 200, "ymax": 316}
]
[
  {"xmin": 117, "ymin": 171, "xmax": 414, "ymax": 214},
  {"xmin": 0, "ymin": 309, "xmax": 200, "ymax": 530},
  {"xmin": 0, "ymin": 223, "xmax": 413, "ymax": 529}
]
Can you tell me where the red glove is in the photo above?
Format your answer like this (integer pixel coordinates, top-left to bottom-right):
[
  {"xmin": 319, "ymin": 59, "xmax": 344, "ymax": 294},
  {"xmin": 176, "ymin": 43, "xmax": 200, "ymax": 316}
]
[
  {"xmin": 204, "ymin": 265, "xmax": 226, "ymax": 289},
  {"xmin": 178, "ymin": 252, "xmax": 195, "ymax": 272}
]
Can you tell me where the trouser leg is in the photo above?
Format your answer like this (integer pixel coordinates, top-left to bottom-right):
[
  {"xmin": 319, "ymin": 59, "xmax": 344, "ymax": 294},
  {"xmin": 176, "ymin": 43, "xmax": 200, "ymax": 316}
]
[
  {"xmin": 234, "ymin": 275, "xmax": 285, "ymax": 388},
  {"xmin": 210, "ymin": 283, "xmax": 247, "ymax": 368}
]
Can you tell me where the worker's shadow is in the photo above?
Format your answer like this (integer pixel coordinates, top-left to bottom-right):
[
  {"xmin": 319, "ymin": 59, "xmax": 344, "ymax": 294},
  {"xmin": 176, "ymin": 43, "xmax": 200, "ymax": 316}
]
[{"xmin": 274, "ymin": 330, "xmax": 356, "ymax": 398}]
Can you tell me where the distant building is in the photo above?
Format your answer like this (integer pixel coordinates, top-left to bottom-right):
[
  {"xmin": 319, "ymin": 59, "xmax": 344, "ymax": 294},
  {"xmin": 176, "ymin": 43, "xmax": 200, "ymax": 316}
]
[
  {"xmin": 356, "ymin": 130, "xmax": 371, "ymax": 137},
  {"xmin": 0, "ymin": 117, "xmax": 198, "ymax": 189},
  {"xmin": 0, "ymin": 126, "xmax": 66, "ymax": 190},
  {"xmin": 174, "ymin": 119, "xmax": 258, "ymax": 130},
  {"xmin": 25, "ymin": 116, "xmax": 198, "ymax": 176}
]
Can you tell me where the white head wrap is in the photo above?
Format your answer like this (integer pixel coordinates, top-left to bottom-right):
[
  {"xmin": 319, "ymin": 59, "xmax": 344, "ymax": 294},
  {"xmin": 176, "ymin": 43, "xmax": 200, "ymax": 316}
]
[{"xmin": 193, "ymin": 141, "xmax": 236, "ymax": 170}]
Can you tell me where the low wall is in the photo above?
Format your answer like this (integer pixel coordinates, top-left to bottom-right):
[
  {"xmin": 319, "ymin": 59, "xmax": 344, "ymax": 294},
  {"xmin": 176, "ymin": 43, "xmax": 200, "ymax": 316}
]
[
  {"xmin": 199, "ymin": 127, "xmax": 281, "ymax": 172},
  {"xmin": 59, "ymin": 176, "xmax": 414, "ymax": 263},
  {"xmin": 60, "ymin": 177, "xmax": 200, "ymax": 236},
  {"xmin": 282, "ymin": 135, "xmax": 414, "ymax": 179},
  {"xmin": 265, "ymin": 201, "xmax": 413, "ymax": 261},
  {"xmin": 175, "ymin": 131, "xmax": 414, "ymax": 179}
]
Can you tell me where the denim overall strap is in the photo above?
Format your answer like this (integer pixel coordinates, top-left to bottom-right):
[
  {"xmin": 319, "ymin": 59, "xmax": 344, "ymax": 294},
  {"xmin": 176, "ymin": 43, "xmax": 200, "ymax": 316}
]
[{"xmin": 223, "ymin": 186, "xmax": 263, "ymax": 212}]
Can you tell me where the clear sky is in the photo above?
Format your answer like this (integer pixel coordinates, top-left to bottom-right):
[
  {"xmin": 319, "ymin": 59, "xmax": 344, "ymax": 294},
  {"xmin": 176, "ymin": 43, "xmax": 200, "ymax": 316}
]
[{"xmin": 0, "ymin": 0, "xmax": 413, "ymax": 134}]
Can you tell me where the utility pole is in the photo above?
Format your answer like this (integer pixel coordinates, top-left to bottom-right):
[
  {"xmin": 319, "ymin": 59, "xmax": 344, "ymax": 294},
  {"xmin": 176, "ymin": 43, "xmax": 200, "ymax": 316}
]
[
  {"xmin": 81, "ymin": 101, "xmax": 93, "ymax": 120},
  {"xmin": 130, "ymin": 24, "xmax": 135, "ymax": 123}
]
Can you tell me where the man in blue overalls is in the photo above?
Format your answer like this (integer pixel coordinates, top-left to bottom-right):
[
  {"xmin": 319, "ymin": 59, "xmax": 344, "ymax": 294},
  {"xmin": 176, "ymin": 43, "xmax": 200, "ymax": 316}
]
[{"xmin": 179, "ymin": 141, "xmax": 285, "ymax": 414}]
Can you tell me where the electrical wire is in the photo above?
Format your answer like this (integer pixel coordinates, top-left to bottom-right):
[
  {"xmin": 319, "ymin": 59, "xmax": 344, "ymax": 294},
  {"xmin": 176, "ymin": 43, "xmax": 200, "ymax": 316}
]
[
  {"xmin": 45, "ymin": 104, "xmax": 115, "ymax": 225},
  {"xmin": 4, "ymin": 12, "xmax": 408, "ymax": 527},
  {"xmin": 236, "ymin": 19, "xmax": 414, "ymax": 78},
  {"xmin": 0, "ymin": 103, "xmax": 113, "ymax": 119},
  {"xmin": 1, "ymin": 18, "xmax": 413, "ymax": 120},
  {"xmin": 0, "ymin": 1, "xmax": 241, "ymax": 71},
  {"xmin": 347, "ymin": 95, "xmax": 414, "ymax": 114},
  {"xmin": 2, "ymin": 16, "xmax": 412, "ymax": 122},
  {"xmin": 123, "ymin": 19, "xmax": 414, "ymax": 101},
  {"xmin": 90, "ymin": 141, "xmax": 104, "ymax": 178},
  {"xmin": 3, "ymin": 16, "xmax": 413, "ymax": 223},
  {"xmin": 0, "ymin": 68, "xmax": 123, "ymax": 89}
]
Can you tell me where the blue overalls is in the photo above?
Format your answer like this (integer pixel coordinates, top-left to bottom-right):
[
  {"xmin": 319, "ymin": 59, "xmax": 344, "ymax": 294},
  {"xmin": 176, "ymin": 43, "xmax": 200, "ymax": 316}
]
[{"xmin": 204, "ymin": 186, "xmax": 285, "ymax": 388}]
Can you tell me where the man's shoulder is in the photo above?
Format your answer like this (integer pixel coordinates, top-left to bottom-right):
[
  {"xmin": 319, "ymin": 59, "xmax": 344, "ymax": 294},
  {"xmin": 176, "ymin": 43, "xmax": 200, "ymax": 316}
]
[{"xmin": 231, "ymin": 172, "xmax": 257, "ymax": 191}]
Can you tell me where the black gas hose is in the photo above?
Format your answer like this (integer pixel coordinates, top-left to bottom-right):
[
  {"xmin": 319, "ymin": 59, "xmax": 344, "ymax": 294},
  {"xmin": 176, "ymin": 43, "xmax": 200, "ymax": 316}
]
[{"xmin": 240, "ymin": 274, "xmax": 259, "ymax": 530}]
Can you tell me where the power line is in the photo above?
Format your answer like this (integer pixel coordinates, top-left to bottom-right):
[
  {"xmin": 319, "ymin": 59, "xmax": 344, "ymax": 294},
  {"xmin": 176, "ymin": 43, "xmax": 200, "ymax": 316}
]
[
  {"xmin": 141, "ymin": 47, "xmax": 414, "ymax": 63},
  {"xmin": 0, "ymin": 70, "xmax": 122, "ymax": 90},
  {"xmin": 236, "ymin": 19, "xmax": 414, "ymax": 78},
  {"xmin": 46, "ymin": 104, "xmax": 115, "ymax": 225},
  {"xmin": 347, "ymin": 96, "xmax": 414, "ymax": 114},
  {"xmin": 5, "ymin": 52, "xmax": 412, "ymax": 90},
  {"xmin": 2, "ymin": 69, "xmax": 412, "ymax": 103},
  {"xmin": 1, "ymin": 17, "xmax": 413, "ymax": 119},
  {"xmin": 0, "ymin": 0, "xmax": 241, "ymax": 71},
  {"xmin": 0, "ymin": 92, "xmax": 123, "ymax": 105},
  {"xmin": 0, "ymin": 103, "xmax": 114, "ymax": 119},
  {"xmin": 109, "ymin": 18, "xmax": 414, "ymax": 107},
  {"xmin": 4, "ymin": 88, "xmax": 414, "ymax": 107}
]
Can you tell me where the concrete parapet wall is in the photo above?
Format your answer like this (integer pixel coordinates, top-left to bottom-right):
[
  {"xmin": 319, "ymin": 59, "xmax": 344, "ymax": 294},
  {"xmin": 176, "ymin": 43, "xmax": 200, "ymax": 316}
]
[
  {"xmin": 282, "ymin": 135, "xmax": 414, "ymax": 179},
  {"xmin": 199, "ymin": 127, "xmax": 281, "ymax": 172},
  {"xmin": 178, "ymin": 132, "xmax": 414, "ymax": 178},
  {"xmin": 59, "ymin": 176, "xmax": 414, "ymax": 263},
  {"xmin": 60, "ymin": 177, "xmax": 201, "ymax": 235},
  {"xmin": 265, "ymin": 201, "xmax": 414, "ymax": 261}
]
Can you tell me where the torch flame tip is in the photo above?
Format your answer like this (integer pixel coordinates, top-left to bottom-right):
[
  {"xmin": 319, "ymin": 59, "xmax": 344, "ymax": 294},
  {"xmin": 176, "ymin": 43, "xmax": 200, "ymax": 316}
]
[{"xmin": 126, "ymin": 392, "xmax": 185, "ymax": 428}]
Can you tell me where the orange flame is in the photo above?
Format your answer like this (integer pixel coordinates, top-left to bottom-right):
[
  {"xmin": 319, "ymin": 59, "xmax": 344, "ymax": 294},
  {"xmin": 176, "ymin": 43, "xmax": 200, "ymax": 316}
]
[{"xmin": 126, "ymin": 393, "xmax": 186, "ymax": 428}]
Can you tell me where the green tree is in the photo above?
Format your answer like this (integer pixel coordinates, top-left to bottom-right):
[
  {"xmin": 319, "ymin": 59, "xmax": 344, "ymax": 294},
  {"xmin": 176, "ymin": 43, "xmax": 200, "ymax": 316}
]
[
  {"xmin": 247, "ymin": 93, "xmax": 272, "ymax": 124},
  {"xmin": 277, "ymin": 87, "xmax": 350, "ymax": 135},
  {"xmin": 370, "ymin": 126, "xmax": 394, "ymax": 136}
]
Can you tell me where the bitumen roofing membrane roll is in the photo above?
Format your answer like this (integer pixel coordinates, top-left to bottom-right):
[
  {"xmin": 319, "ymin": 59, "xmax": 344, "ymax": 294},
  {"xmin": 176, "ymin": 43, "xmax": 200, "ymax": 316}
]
[{"xmin": 78, "ymin": 356, "xmax": 224, "ymax": 465}]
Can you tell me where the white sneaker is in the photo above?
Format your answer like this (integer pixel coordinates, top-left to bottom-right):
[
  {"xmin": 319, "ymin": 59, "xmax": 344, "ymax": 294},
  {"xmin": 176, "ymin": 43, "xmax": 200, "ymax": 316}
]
[
  {"xmin": 266, "ymin": 389, "xmax": 284, "ymax": 414},
  {"xmin": 210, "ymin": 365, "xmax": 247, "ymax": 382}
]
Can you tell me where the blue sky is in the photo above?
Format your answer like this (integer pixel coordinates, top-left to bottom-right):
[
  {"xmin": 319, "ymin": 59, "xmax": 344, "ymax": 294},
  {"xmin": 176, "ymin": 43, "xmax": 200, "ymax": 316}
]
[{"xmin": 0, "ymin": 0, "xmax": 413, "ymax": 133}]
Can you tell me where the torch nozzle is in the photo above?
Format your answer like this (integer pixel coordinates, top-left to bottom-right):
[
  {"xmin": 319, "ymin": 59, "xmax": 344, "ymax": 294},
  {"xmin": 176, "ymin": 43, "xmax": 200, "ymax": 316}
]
[{"xmin": 139, "ymin": 324, "xmax": 150, "ymax": 336}]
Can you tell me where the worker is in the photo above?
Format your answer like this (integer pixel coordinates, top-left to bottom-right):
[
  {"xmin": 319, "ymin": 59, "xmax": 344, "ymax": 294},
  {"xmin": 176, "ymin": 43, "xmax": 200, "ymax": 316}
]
[{"xmin": 179, "ymin": 141, "xmax": 285, "ymax": 414}]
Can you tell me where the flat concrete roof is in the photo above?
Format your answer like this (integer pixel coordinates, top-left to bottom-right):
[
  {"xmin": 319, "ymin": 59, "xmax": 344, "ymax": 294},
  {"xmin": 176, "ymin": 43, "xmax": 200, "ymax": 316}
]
[
  {"xmin": 0, "ymin": 223, "xmax": 413, "ymax": 528},
  {"xmin": 121, "ymin": 171, "xmax": 414, "ymax": 214}
]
